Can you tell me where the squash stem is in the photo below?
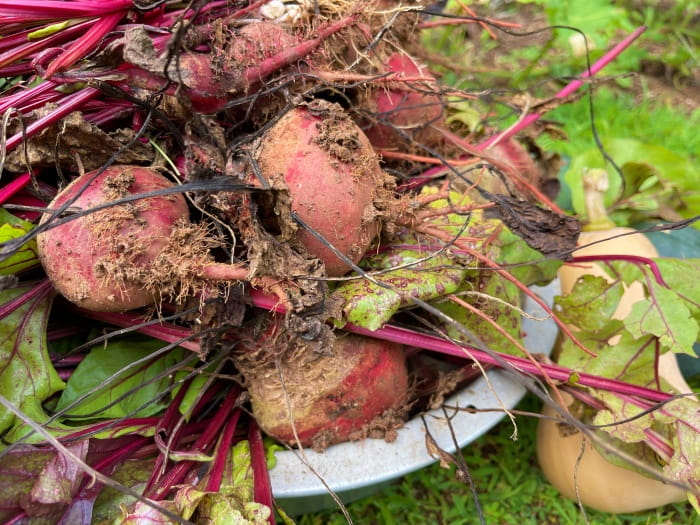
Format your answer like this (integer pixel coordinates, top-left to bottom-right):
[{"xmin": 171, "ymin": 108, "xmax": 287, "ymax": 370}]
[{"xmin": 582, "ymin": 168, "xmax": 616, "ymax": 231}]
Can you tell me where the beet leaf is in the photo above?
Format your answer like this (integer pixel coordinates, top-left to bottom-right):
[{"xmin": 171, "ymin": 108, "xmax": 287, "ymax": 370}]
[
  {"xmin": 0, "ymin": 441, "xmax": 88, "ymax": 522},
  {"xmin": 55, "ymin": 335, "xmax": 186, "ymax": 420},
  {"xmin": 0, "ymin": 209, "xmax": 38, "ymax": 275},
  {"xmin": 0, "ymin": 284, "xmax": 63, "ymax": 439},
  {"xmin": 610, "ymin": 257, "xmax": 700, "ymax": 355}
]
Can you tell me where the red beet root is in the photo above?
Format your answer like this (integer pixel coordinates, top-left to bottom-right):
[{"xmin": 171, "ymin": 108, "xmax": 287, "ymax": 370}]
[
  {"xmin": 36, "ymin": 166, "xmax": 251, "ymax": 312},
  {"xmin": 245, "ymin": 330, "xmax": 409, "ymax": 449},
  {"xmin": 37, "ymin": 166, "xmax": 190, "ymax": 311},
  {"xmin": 255, "ymin": 100, "xmax": 394, "ymax": 276},
  {"xmin": 122, "ymin": 17, "xmax": 357, "ymax": 113},
  {"xmin": 363, "ymin": 53, "xmax": 444, "ymax": 149}
]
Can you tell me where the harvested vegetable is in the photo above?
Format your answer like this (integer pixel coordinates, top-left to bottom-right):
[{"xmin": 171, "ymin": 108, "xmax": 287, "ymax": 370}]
[
  {"xmin": 361, "ymin": 52, "xmax": 444, "ymax": 150},
  {"xmin": 239, "ymin": 323, "xmax": 409, "ymax": 450},
  {"xmin": 558, "ymin": 168, "xmax": 659, "ymax": 312},
  {"xmin": 537, "ymin": 393, "xmax": 688, "ymax": 513},
  {"xmin": 254, "ymin": 100, "xmax": 395, "ymax": 276},
  {"xmin": 538, "ymin": 167, "xmax": 696, "ymax": 512},
  {"xmin": 36, "ymin": 165, "xmax": 260, "ymax": 311}
]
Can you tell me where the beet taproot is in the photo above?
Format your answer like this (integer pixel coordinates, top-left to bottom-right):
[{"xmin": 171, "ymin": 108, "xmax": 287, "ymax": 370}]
[
  {"xmin": 242, "ymin": 327, "xmax": 409, "ymax": 450},
  {"xmin": 36, "ymin": 165, "xmax": 252, "ymax": 311},
  {"xmin": 255, "ymin": 100, "xmax": 394, "ymax": 276},
  {"xmin": 362, "ymin": 53, "xmax": 444, "ymax": 150},
  {"xmin": 122, "ymin": 17, "xmax": 357, "ymax": 114}
]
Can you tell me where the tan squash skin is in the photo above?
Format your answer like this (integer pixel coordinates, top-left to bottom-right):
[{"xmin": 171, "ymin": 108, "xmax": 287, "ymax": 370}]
[
  {"xmin": 558, "ymin": 168, "xmax": 659, "ymax": 320},
  {"xmin": 537, "ymin": 393, "xmax": 688, "ymax": 513},
  {"xmin": 540, "ymin": 169, "xmax": 690, "ymax": 513}
]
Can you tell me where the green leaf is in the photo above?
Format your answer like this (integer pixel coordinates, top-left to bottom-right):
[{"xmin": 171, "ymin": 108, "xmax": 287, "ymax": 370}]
[
  {"xmin": 553, "ymin": 275, "xmax": 624, "ymax": 332},
  {"xmin": 92, "ymin": 458, "xmax": 153, "ymax": 525},
  {"xmin": 625, "ymin": 285, "xmax": 698, "ymax": 356},
  {"xmin": 55, "ymin": 336, "xmax": 185, "ymax": 420},
  {"xmin": 332, "ymin": 189, "xmax": 480, "ymax": 329},
  {"xmin": 436, "ymin": 271, "xmax": 523, "ymax": 354},
  {"xmin": 564, "ymin": 138, "xmax": 698, "ymax": 225},
  {"xmin": 653, "ymin": 258, "xmax": 700, "ymax": 324},
  {"xmin": 558, "ymin": 328, "xmax": 656, "ymax": 387},
  {"xmin": 662, "ymin": 397, "xmax": 700, "ymax": 490},
  {"xmin": 494, "ymin": 226, "xmax": 561, "ymax": 287},
  {"xmin": 0, "ymin": 441, "xmax": 88, "ymax": 521},
  {"xmin": 173, "ymin": 361, "xmax": 219, "ymax": 419},
  {"xmin": 0, "ymin": 285, "xmax": 64, "ymax": 436},
  {"xmin": 171, "ymin": 440, "xmax": 272, "ymax": 524},
  {"xmin": 591, "ymin": 392, "xmax": 700, "ymax": 493},
  {"xmin": 619, "ymin": 161, "xmax": 660, "ymax": 201},
  {"xmin": 332, "ymin": 255, "xmax": 466, "ymax": 330},
  {"xmin": 0, "ymin": 209, "xmax": 39, "ymax": 275}
]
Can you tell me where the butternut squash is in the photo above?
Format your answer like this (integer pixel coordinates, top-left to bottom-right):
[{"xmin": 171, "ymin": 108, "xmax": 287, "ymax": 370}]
[{"xmin": 537, "ymin": 169, "xmax": 689, "ymax": 513}]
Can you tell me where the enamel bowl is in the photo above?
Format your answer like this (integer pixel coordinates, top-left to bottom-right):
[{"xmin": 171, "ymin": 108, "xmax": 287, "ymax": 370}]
[{"xmin": 270, "ymin": 281, "xmax": 560, "ymax": 515}]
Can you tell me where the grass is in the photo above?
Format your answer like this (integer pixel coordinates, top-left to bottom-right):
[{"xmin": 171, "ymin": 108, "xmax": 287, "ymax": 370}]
[
  {"xmin": 297, "ymin": 395, "xmax": 697, "ymax": 524},
  {"xmin": 535, "ymin": 85, "xmax": 700, "ymax": 163},
  {"xmin": 295, "ymin": 1, "xmax": 699, "ymax": 523}
]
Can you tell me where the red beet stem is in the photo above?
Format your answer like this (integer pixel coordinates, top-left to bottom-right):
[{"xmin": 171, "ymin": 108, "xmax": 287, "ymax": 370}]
[
  {"xmin": 44, "ymin": 11, "xmax": 125, "ymax": 77},
  {"xmin": 74, "ymin": 308, "xmax": 203, "ymax": 353},
  {"xmin": 248, "ymin": 419, "xmax": 276, "ymax": 525},
  {"xmin": 571, "ymin": 254, "xmax": 668, "ymax": 287},
  {"xmin": 415, "ymin": 26, "xmax": 647, "ymax": 184},
  {"xmin": 0, "ymin": 0, "xmax": 133, "ymax": 19},
  {"xmin": 148, "ymin": 386, "xmax": 241, "ymax": 500},
  {"xmin": 4, "ymin": 86, "xmax": 99, "ymax": 153},
  {"xmin": 249, "ymin": 288, "xmax": 673, "ymax": 402},
  {"xmin": 348, "ymin": 322, "xmax": 673, "ymax": 403},
  {"xmin": 478, "ymin": 26, "xmax": 647, "ymax": 150},
  {"xmin": 244, "ymin": 14, "xmax": 358, "ymax": 87},
  {"xmin": 0, "ymin": 279, "xmax": 53, "ymax": 320},
  {"xmin": 0, "ymin": 172, "xmax": 31, "ymax": 205},
  {"xmin": 205, "ymin": 408, "xmax": 242, "ymax": 492}
]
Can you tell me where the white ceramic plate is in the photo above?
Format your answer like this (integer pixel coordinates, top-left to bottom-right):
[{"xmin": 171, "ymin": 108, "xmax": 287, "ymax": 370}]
[{"xmin": 270, "ymin": 280, "xmax": 560, "ymax": 514}]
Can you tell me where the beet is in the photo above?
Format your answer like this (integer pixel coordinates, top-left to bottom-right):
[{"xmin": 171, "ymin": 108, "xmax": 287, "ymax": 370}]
[
  {"xmin": 36, "ymin": 166, "xmax": 251, "ymax": 312},
  {"xmin": 37, "ymin": 166, "xmax": 191, "ymax": 311},
  {"xmin": 242, "ymin": 327, "xmax": 409, "ymax": 450},
  {"xmin": 362, "ymin": 53, "xmax": 444, "ymax": 149},
  {"xmin": 477, "ymin": 138, "xmax": 543, "ymax": 199},
  {"xmin": 255, "ymin": 100, "xmax": 394, "ymax": 276},
  {"xmin": 122, "ymin": 17, "xmax": 357, "ymax": 114}
]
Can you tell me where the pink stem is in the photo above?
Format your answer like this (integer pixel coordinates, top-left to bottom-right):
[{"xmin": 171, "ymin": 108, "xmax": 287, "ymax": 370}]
[
  {"xmin": 0, "ymin": 19, "xmax": 96, "ymax": 70},
  {"xmin": 44, "ymin": 11, "xmax": 125, "ymax": 77},
  {"xmin": 249, "ymin": 289, "xmax": 672, "ymax": 402},
  {"xmin": 4, "ymin": 86, "xmax": 100, "ymax": 153},
  {"xmin": 244, "ymin": 13, "xmax": 358, "ymax": 87},
  {"xmin": 0, "ymin": 172, "xmax": 31, "ymax": 204},
  {"xmin": 148, "ymin": 386, "xmax": 240, "ymax": 501},
  {"xmin": 0, "ymin": 0, "xmax": 133, "ymax": 19},
  {"xmin": 0, "ymin": 279, "xmax": 53, "ymax": 320},
  {"xmin": 644, "ymin": 428, "xmax": 675, "ymax": 463},
  {"xmin": 416, "ymin": 26, "xmax": 648, "ymax": 182},
  {"xmin": 0, "ymin": 80, "xmax": 57, "ymax": 114},
  {"xmin": 248, "ymin": 419, "xmax": 276, "ymax": 525},
  {"xmin": 73, "ymin": 308, "xmax": 202, "ymax": 352},
  {"xmin": 62, "ymin": 417, "xmax": 159, "ymax": 441},
  {"xmin": 478, "ymin": 26, "xmax": 647, "ymax": 150},
  {"xmin": 570, "ymin": 254, "xmax": 668, "ymax": 287},
  {"xmin": 205, "ymin": 408, "xmax": 242, "ymax": 492}
]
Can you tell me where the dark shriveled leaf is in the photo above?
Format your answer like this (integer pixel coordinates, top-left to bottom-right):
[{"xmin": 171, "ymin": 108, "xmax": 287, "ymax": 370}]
[{"xmin": 487, "ymin": 195, "xmax": 581, "ymax": 258}]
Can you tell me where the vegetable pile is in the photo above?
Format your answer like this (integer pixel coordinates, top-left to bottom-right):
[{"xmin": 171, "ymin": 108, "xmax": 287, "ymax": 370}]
[{"xmin": 0, "ymin": 0, "xmax": 697, "ymax": 523}]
